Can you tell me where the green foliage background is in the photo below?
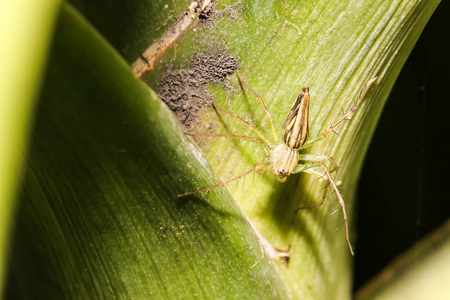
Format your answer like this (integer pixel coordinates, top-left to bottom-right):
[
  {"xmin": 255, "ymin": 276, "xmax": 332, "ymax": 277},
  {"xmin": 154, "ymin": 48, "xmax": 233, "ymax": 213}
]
[{"xmin": 0, "ymin": 0, "xmax": 445, "ymax": 299}]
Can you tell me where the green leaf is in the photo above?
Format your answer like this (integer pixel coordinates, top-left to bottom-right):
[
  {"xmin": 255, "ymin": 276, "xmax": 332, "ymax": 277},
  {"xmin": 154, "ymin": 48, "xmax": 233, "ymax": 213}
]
[
  {"xmin": 66, "ymin": 0, "xmax": 191, "ymax": 63},
  {"xmin": 139, "ymin": 0, "xmax": 440, "ymax": 298},
  {"xmin": 5, "ymin": 3, "xmax": 285, "ymax": 299},
  {"xmin": 4, "ymin": 0, "xmax": 441, "ymax": 299},
  {"xmin": 0, "ymin": 0, "xmax": 59, "ymax": 295}
]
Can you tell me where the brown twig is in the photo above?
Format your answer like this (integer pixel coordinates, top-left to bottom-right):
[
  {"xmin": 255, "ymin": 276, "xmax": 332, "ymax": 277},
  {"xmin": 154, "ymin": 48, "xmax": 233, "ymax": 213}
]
[{"xmin": 131, "ymin": 0, "xmax": 212, "ymax": 78}]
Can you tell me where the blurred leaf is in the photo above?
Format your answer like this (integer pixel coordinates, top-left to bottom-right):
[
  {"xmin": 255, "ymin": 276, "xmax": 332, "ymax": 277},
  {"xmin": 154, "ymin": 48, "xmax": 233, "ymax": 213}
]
[
  {"xmin": 356, "ymin": 219, "xmax": 450, "ymax": 300},
  {"xmin": 66, "ymin": 0, "xmax": 190, "ymax": 63},
  {"xmin": 0, "ymin": 0, "xmax": 59, "ymax": 294}
]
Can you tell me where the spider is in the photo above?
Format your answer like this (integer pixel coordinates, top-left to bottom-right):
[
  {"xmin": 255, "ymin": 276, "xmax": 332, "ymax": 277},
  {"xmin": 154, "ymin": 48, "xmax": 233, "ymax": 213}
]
[{"xmin": 179, "ymin": 73, "xmax": 377, "ymax": 256}]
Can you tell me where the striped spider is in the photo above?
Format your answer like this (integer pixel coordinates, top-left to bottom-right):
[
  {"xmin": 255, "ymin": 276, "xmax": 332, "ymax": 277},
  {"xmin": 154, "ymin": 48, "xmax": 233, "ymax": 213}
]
[{"xmin": 179, "ymin": 73, "xmax": 377, "ymax": 256}]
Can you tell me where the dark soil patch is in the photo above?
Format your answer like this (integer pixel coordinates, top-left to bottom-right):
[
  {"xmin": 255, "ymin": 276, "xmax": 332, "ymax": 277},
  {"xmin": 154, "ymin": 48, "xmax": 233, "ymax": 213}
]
[{"xmin": 157, "ymin": 51, "xmax": 239, "ymax": 126}]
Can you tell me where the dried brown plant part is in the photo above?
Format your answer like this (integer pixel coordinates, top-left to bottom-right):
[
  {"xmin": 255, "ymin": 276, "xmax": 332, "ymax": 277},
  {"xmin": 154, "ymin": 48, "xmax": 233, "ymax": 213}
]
[{"xmin": 131, "ymin": 0, "xmax": 212, "ymax": 78}]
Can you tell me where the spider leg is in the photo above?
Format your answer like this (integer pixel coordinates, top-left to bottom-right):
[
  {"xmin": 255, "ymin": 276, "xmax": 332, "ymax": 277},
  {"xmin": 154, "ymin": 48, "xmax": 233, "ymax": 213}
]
[
  {"xmin": 300, "ymin": 77, "xmax": 377, "ymax": 150},
  {"xmin": 185, "ymin": 133, "xmax": 265, "ymax": 145},
  {"xmin": 236, "ymin": 72, "xmax": 280, "ymax": 143},
  {"xmin": 213, "ymin": 103, "xmax": 273, "ymax": 146},
  {"xmin": 292, "ymin": 161, "xmax": 354, "ymax": 255},
  {"xmin": 178, "ymin": 159, "xmax": 269, "ymax": 197},
  {"xmin": 318, "ymin": 162, "xmax": 353, "ymax": 255},
  {"xmin": 298, "ymin": 154, "xmax": 338, "ymax": 172}
]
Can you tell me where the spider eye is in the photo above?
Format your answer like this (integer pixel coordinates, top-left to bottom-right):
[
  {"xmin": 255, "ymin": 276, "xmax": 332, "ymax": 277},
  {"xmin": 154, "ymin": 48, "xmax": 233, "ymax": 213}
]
[{"xmin": 278, "ymin": 169, "xmax": 289, "ymax": 177}]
